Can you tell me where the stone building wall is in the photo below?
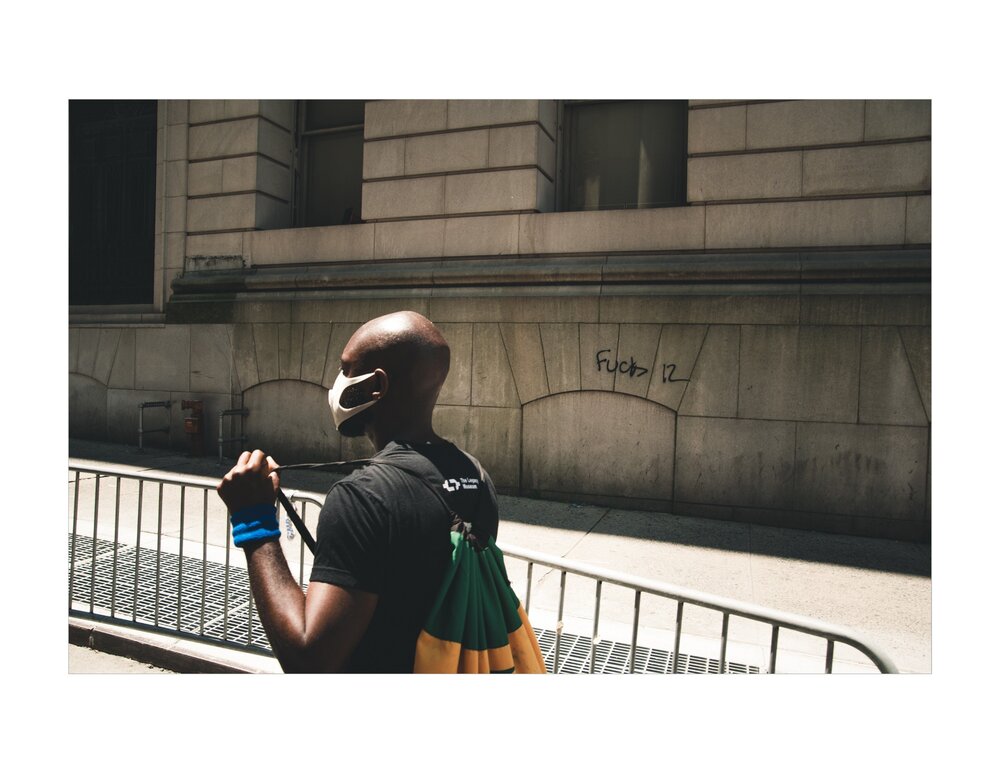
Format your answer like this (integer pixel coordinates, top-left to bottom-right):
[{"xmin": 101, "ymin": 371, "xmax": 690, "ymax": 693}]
[{"xmin": 69, "ymin": 99, "xmax": 931, "ymax": 541}]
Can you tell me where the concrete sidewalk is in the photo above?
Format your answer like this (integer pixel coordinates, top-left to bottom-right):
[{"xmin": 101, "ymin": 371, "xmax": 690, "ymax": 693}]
[{"xmin": 67, "ymin": 438, "xmax": 931, "ymax": 673}]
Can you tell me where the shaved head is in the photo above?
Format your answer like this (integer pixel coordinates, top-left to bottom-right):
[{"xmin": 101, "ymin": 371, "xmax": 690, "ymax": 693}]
[{"xmin": 336, "ymin": 311, "xmax": 451, "ymax": 445}]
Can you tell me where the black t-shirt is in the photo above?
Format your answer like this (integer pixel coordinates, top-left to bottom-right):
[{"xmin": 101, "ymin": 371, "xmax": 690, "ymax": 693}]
[{"xmin": 309, "ymin": 440, "xmax": 499, "ymax": 673}]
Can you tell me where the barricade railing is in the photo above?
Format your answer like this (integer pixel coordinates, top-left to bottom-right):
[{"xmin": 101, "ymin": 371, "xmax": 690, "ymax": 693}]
[{"xmin": 67, "ymin": 462, "xmax": 897, "ymax": 673}]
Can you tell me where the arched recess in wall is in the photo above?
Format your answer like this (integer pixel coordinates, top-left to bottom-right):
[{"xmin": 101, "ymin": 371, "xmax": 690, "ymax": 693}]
[
  {"xmin": 242, "ymin": 380, "xmax": 341, "ymax": 464},
  {"xmin": 69, "ymin": 373, "xmax": 108, "ymax": 440},
  {"xmin": 521, "ymin": 391, "xmax": 676, "ymax": 507}
]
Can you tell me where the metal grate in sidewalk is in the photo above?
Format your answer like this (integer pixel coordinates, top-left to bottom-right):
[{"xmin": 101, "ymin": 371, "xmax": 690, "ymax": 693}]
[{"xmin": 69, "ymin": 534, "xmax": 759, "ymax": 674}]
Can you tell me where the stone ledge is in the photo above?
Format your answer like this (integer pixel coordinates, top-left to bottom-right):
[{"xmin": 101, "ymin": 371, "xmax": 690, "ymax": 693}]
[{"xmin": 169, "ymin": 249, "xmax": 930, "ymax": 298}]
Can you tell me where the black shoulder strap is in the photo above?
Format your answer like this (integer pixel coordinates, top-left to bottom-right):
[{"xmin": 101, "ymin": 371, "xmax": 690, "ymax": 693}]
[{"xmin": 369, "ymin": 458, "xmax": 487, "ymax": 551}]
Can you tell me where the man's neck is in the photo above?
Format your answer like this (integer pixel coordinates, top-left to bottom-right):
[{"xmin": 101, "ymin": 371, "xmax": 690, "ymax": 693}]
[{"xmin": 368, "ymin": 422, "xmax": 440, "ymax": 452}]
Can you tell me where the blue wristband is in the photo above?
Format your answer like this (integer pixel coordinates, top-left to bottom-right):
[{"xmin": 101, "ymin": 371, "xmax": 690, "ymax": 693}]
[{"xmin": 230, "ymin": 502, "xmax": 280, "ymax": 547}]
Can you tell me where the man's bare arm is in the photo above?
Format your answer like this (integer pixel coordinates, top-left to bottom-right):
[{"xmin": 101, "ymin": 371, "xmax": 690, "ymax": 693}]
[{"xmin": 218, "ymin": 450, "xmax": 377, "ymax": 672}]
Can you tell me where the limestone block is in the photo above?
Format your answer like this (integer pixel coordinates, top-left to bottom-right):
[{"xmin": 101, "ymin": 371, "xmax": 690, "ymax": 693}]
[
  {"xmin": 188, "ymin": 160, "xmax": 224, "ymax": 196},
  {"xmin": 186, "ymin": 232, "xmax": 245, "ymax": 259},
  {"xmin": 92, "ymin": 329, "xmax": 122, "ymax": 386},
  {"xmin": 538, "ymin": 100, "xmax": 557, "ymax": 138},
  {"xmin": 865, "ymin": 100, "xmax": 931, "ymax": 141},
  {"xmin": 599, "ymin": 294, "xmax": 799, "ymax": 325},
  {"xmin": 164, "ymin": 124, "xmax": 188, "ymax": 161},
  {"xmin": 254, "ymin": 157, "xmax": 290, "ymax": 202},
  {"xmin": 253, "ymin": 324, "xmax": 280, "ymax": 383},
  {"xmin": 898, "ymin": 327, "xmax": 931, "ymax": 421},
  {"xmin": 859, "ymin": 295, "xmax": 930, "ymax": 326},
  {"xmin": 540, "ymin": 323, "xmax": 581, "ymax": 394},
  {"xmin": 444, "ymin": 169, "xmax": 540, "ymax": 214},
  {"xmin": 187, "ymin": 194, "xmax": 256, "ymax": 232},
  {"xmin": 800, "ymin": 296, "xmax": 860, "ymax": 326},
  {"xmin": 231, "ymin": 324, "xmax": 259, "ymax": 392},
  {"xmin": 258, "ymin": 119, "xmax": 294, "ymax": 167},
  {"xmin": 519, "ymin": 207, "xmax": 705, "ymax": 254},
  {"xmin": 293, "ymin": 299, "xmax": 430, "ymax": 325},
  {"xmin": 107, "ymin": 329, "xmax": 135, "ymax": 389},
  {"xmin": 69, "ymin": 374, "xmax": 108, "ymax": 440},
  {"xmin": 905, "ymin": 195, "xmax": 931, "ymax": 244},
  {"xmin": 135, "ymin": 326, "xmax": 191, "ymax": 392},
  {"xmin": 499, "ymin": 323, "xmax": 549, "ymax": 404},
  {"xmin": 859, "ymin": 327, "xmax": 928, "ymax": 426},
  {"xmin": 429, "ymin": 295, "xmax": 598, "ymax": 323},
  {"xmin": 706, "ymin": 197, "xmax": 907, "ymax": 250},
  {"xmin": 362, "ymin": 177, "xmax": 446, "ymax": 220},
  {"xmin": 232, "ymin": 300, "xmax": 292, "ymax": 324},
  {"xmin": 536, "ymin": 172, "xmax": 555, "ymax": 213},
  {"xmin": 688, "ymin": 105, "xmax": 747, "ymax": 154},
  {"xmin": 793, "ymin": 423, "xmax": 928, "ymax": 518},
  {"xmin": 803, "ymin": 142, "xmax": 931, "ymax": 196},
  {"xmin": 436, "ymin": 323, "xmax": 473, "ymax": 406},
  {"xmin": 259, "ymin": 100, "xmax": 295, "ymax": 131},
  {"xmin": 166, "ymin": 100, "xmax": 188, "ymax": 125},
  {"xmin": 165, "ymin": 160, "xmax": 188, "ymax": 197},
  {"xmin": 747, "ymin": 100, "xmax": 865, "ymax": 149},
  {"xmin": 243, "ymin": 380, "xmax": 339, "ymax": 464},
  {"xmin": 471, "ymin": 324, "xmax": 519, "ymax": 407},
  {"xmin": 447, "ymin": 100, "xmax": 539, "ymax": 129},
  {"xmin": 164, "ymin": 196, "xmax": 187, "ymax": 233},
  {"xmin": 104, "ymin": 388, "xmax": 146, "ymax": 445},
  {"xmin": 373, "ymin": 218, "xmax": 445, "ymax": 260},
  {"xmin": 644, "ymin": 325, "xmax": 705, "ymax": 410},
  {"xmin": 190, "ymin": 325, "xmax": 232, "ymax": 394},
  {"xmin": 188, "ymin": 100, "xmax": 226, "ymax": 124},
  {"xmin": 165, "ymin": 233, "xmax": 186, "ymax": 270},
  {"xmin": 189, "ymin": 119, "xmax": 258, "ymax": 160},
  {"xmin": 254, "ymin": 195, "xmax": 291, "ymax": 231},
  {"xmin": 579, "ymin": 324, "xmax": 619, "ymax": 391},
  {"xmin": 433, "ymin": 405, "xmax": 521, "ymax": 489},
  {"xmin": 612, "ymin": 324, "xmax": 662, "ymax": 398},
  {"xmin": 68, "ymin": 328, "xmax": 79, "ymax": 373},
  {"xmin": 688, "ymin": 151, "xmax": 802, "ymax": 201},
  {"xmin": 220, "ymin": 156, "xmax": 257, "ymax": 193},
  {"xmin": 677, "ymin": 325, "xmax": 739, "ymax": 417},
  {"xmin": 250, "ymin": 224, "xmax": 375, "ymax": 264},
  {"xmin": 443, "ymin": 214, "xmax": 518, "ymax": 257},
  {"xmin": 277, "ymin": 323, "xmax": 305, "ymax": 381},
  {"xmin": 488, "ymin": 125, "xmax": 555, "ymax": 178},
  {"xmin": 363, "ymin": 139, "xmax": 405, "ymax": 179},
  {"xmin": 321, "ymin": 323, "xmax": 362, "ymax": 387},
  {"xmin": 522, "ymin": 392, "xmax": 675, "ymax": 500},
  {"xmin": 675, "ymin": 416, "xmax": 797, "ymax": 509},
  {"xmin": 75, "ymin": 328, "xmax": 101, "ymax": 378},
  {"xmin": 405, "ymin": 129, "xmax": 489, "ymax": 175},
  {"xmin": 365, "ymin": 100, "xmax": 448, "ymax": 139},
  {"xmin": 300, "ymin": 324, "xmax": 332, "ymax": 386},
  {"xmin": 738, "ymin": 325, "xmax": 861, "ymax": 423}
]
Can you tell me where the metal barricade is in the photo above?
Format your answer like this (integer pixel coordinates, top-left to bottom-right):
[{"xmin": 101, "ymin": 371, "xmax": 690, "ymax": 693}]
[{"xmin": 67, "ymin": 462, "xmax": 897, "ymax": 673}]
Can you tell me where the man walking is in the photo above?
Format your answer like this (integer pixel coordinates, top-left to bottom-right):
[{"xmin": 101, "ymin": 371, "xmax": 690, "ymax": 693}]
[{"xmin": 217, "ymin": 311, "xmax": 499, "ymax": 672}]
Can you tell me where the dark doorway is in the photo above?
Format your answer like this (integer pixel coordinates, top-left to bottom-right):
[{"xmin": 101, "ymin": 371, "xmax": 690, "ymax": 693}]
[{"xmin": 69, "ymin": 100, "xmax": 157, "ymax": 305}]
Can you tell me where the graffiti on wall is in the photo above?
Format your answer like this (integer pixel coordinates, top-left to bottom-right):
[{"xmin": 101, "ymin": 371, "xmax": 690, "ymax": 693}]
[{"xmin": 595, "ymin": 349, "xmax": 690, "ymax": 384}]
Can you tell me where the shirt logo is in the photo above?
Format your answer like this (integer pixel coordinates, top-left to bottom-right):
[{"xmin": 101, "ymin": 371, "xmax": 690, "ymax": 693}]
[{"xmin": 443, "ymin": 479, "xmax": 460, "ymax": 492}]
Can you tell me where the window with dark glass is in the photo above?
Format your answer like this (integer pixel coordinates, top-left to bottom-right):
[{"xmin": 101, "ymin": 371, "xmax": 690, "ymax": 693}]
[
  {"xmin": 294, "ymin": 100, "xmax": 366, "ymax": 227},
  {"xmin": 559, "ymin": 100, "xmax": 688, "ymax": 212},
  {"xmin": 69, "ymin": 100, "xmax": 157, "ymax": 305}
]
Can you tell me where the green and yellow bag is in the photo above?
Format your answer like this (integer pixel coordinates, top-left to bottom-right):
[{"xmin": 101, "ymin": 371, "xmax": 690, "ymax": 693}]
[{"xmin": 414, "ymin": 528, "xmax": 546, "ymax": 674}]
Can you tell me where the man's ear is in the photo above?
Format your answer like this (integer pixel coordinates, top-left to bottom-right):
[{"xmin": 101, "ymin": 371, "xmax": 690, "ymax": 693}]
[{"xmin": 370, "ymin": 368, "xmax": 389, "ymax": 400}]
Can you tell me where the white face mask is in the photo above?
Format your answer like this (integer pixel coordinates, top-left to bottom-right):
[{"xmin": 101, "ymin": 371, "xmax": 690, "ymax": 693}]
[{"xmin": 328, "ymin": 370, "xmax": 380, "ymax": 430}]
